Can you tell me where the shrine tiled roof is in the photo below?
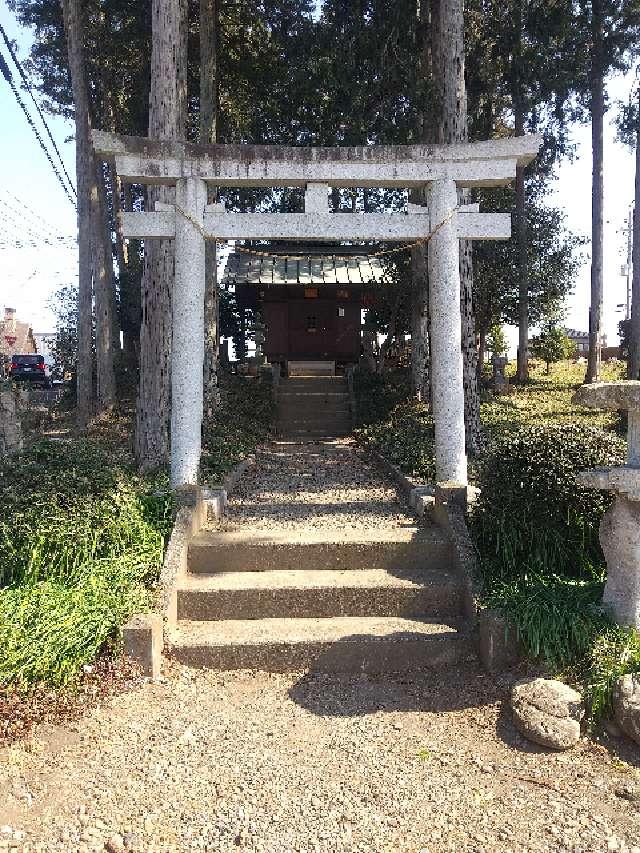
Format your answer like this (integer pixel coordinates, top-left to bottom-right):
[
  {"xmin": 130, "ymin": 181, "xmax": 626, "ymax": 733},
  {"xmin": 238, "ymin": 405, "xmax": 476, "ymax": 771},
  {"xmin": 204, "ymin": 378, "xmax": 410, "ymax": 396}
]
[{"xmin": 222, "ymin": 251, "xmax": 390, "ymax": 287}]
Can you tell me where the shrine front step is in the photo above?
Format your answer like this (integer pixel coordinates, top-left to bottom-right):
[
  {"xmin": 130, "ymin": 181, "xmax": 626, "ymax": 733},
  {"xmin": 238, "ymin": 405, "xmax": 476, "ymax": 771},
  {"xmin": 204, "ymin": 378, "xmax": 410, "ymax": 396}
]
[
  {"xmin": 276, "ymin": 375, "xmax": 352, "ymax": 438},
  {"xmin": 276, "ymin": 420, "xmax": 352, "ymax": 438},
  {"xmin": 176, "ymin": 567, "xmax": 461, "ymax": 621},
  {"xmin": 187, "ymin": 529, "xmax": 451, "ymax": 574},
  {"xmin": 279, "ymin": 377, "xmax": 347, "ymax": 393},
  {"xmin": 287, "ymin": 360, "xmax": 335, "ymax": 377},
  {"xmin": 166, "ymin": 616, "xmax": 474, "ymax": 673}
]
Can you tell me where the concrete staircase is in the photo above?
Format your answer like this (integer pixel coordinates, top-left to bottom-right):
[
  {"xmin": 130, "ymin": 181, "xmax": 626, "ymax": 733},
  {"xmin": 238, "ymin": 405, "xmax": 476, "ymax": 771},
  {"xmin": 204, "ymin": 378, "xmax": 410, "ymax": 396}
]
[
  {"xmin": 276, "ymin": 376, "xmax": 352, "ymax": 439},
  {"xmin": 166, "ymin": 526, "xmax": 473, "ymax": 673}
]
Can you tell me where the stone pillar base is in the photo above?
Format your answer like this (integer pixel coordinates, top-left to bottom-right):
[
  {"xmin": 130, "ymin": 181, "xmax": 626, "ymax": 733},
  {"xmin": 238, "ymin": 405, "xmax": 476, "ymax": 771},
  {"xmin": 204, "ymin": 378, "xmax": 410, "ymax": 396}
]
[
  {"xmin": 122, "ymin": 613, "xmax": 163, "ymax": 678},
  {"xmin": 600, "ymin": 495, "xmax": 640, "ymax": 629}
]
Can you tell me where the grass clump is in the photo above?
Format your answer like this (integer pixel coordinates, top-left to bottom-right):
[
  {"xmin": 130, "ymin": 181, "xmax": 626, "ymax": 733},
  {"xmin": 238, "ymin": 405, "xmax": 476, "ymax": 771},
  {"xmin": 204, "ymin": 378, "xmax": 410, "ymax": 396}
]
[
  {"xmin": 584, "ymin": 627, "xmax": 640, "ymax": 722},
  {"xmin": 485, "ymin": 575, "xmax": 609, "ymax": 670},
  {"xmin": 0, "ymin": 439, "xmax": 174, "ymax": 688}
]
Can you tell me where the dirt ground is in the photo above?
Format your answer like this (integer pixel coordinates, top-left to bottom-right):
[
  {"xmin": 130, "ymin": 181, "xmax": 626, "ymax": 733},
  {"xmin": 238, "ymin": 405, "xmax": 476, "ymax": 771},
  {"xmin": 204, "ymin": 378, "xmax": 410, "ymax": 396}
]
[{"xmin": 1, "ymin": 661, "xmax": 639, "ymax": 853}]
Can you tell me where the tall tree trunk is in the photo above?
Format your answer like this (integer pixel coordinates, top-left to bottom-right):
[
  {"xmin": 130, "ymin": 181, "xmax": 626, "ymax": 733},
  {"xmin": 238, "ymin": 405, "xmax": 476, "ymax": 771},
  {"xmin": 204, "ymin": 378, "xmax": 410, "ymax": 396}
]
[
  {"xmin": 60, "ymin": 0, "xmax": 95, "ymax": 426},
  {"xmin": 410, "ymin": 0, "xmax": 432, "ymax": 401},
  {"xmin": 585, "ymin": 0, "xmax": 604, "ymax": 384},
  {"xmin": 431, "ymin": 0, "xmax": 481, "ymax": 453},
  {"xmin": 514, "ymin": 105, "xmax": 530, "ymax": 383},
  {"xmin": 512, "ymin": 0, "xmax": 529, "ymax": 384},
  {"xmin": 91, "ymin": 160, "xmax": 117, "ymax": 409},
  {"xmin": 411, "ymin": 244, "xmax": 430, "ymax": 399},
  {"xmin": 628, "ymin": 94, "xmax": 640, "ymax": 379},
  {"xmin": 477, "ymin": 325, "xmax": 487, "ymax": 378},
  {"xmin": 201, "ymin": 0, "xmax": 219, "ymax": 417},
  {"xmin": 136, "ymin": 0, "xmax": 187, "ymax": 469},
  {"xmin": 62, "ymin": 0, "xmax": 117, "ymax": 414},
  {"xmin": 118, "ymin": 180, "xmax": 143, "ymax": 364}
]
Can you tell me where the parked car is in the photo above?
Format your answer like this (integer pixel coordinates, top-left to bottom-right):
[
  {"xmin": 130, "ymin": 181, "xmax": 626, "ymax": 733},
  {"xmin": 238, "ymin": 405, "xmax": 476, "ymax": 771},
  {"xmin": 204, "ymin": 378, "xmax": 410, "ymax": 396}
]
[{"xmin": 9, "ymin": 354, "xmax": 52, "ymax": 388}]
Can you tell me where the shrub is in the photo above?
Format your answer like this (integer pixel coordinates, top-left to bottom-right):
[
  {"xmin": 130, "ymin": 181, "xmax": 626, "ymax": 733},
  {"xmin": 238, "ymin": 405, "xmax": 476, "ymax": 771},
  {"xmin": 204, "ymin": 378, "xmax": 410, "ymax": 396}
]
[
  {"xmin": 355, "ymin": 399, "xmax": 436, "ymax": 480},
  {"xmin": 0, "ymin": 439, "xmax": 173, "ymax": 588},
  {"xmin": 472, "ymin": 423, "xmax": 626, "ymax": 583},
  {"xmin": 201, "ymin": 372, "xmax": 275, "ymax": 481},
  {"xmin": 352, "ymin": 367, "xmax": 411, "ymax": 427}
]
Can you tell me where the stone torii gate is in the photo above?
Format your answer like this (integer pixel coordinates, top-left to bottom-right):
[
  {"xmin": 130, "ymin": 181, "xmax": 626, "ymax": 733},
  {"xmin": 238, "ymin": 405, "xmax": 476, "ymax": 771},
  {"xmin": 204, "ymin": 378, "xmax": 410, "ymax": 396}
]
[{"xmin": 93, "ymin": 131, "xmax": 541, "ymax": 489}]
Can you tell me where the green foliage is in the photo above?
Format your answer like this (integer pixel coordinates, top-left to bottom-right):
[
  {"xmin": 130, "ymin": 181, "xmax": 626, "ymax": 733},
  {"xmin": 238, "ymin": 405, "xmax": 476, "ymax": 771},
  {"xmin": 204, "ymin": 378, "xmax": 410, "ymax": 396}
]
[
  {"xmin": 585, "ymin": 627, "xmax": 640, "ymax": 722},
  {"xmin": 47, "ymin": 284, "xmax": 81, "ymax": 381},
  {"xmin": 487, "ymin": 324, "xmax": 508, "ymax": 357},
  {"xmin": 0, "ymin": 561, "xmax": 150, "ymax": 688},
  {"xmin": 473, "ymin": 423, "xmax": 626, "ymax": 583},
  {"xmin": 486, "ymin": 575, "xmax": 609, "ymax": 670},
  {"xmin": 0, "ymin": 439, "xmax": 174, "ymax": 687},
  {"xmin": 357, "ymin": 401, "xmax": 437, "ymax": 480},
  {"xmin": 530, "ymin": 325, "xmax": 576, "ymax": 372},
  {"xmin": 352, "ymin": 367, "xmax": 411, "ymax": 427},
  {"xmin": 473, "ymin": 189, "xmax": 584, "ymax": 338},
  {"xmin": 201, "ymin": 372, "xmax": 275, "ymax": 481}
]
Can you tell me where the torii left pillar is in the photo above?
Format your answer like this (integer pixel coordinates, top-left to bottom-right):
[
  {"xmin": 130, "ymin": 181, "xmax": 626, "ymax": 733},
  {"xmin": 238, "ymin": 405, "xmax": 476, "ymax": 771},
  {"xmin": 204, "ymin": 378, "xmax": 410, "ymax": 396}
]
[{"xmin": 171, "ymin": 177, "xmax": 207, "ymax": 488}]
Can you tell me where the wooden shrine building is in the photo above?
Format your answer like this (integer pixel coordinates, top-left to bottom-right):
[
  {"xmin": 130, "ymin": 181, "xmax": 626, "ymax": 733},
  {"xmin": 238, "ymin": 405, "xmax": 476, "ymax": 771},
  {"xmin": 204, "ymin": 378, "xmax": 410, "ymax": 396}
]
[{"xmin": 223, "ymin": 244, "xmax": 389, "ymax": 373}]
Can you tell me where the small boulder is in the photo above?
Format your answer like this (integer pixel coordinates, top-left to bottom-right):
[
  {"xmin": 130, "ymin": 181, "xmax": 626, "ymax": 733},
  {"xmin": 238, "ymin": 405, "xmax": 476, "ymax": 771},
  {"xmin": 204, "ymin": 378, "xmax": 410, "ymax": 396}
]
[
  {"xmin": 614, "ymin": 673, "xmax": 640, "ymax": 746},
  {"xmin": 511, "ymin": 678, "xmax": 584, "ymax": 750}
]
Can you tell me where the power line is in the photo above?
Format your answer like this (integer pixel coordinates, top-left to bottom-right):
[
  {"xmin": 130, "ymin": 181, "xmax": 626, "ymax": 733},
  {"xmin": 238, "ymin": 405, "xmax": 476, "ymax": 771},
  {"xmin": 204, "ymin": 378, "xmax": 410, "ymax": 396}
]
[
  {"xmin": 0, "ymin": 22, "xmax": 76, "ymax": 199},
  {"xmin": 0, "ymin": 190, "xmax": 66, "ymax": 239},
  {"xmin": 0, "ymin": 51, "xmax": 76, "ymax": 208},
  {"xmin": 0, "ymin": 236, "xmax": 76, "ymax": 249},
  {"xmin": 0, "ymin": 208, "xmax": 42, "ymax": 241}
]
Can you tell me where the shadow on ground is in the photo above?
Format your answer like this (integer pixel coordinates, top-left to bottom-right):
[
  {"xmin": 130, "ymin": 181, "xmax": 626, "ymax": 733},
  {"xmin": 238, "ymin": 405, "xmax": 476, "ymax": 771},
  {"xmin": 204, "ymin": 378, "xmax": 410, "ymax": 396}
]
[{"xmin": 288, "ymin": 660, "xmax": 507, "ymax": 718}]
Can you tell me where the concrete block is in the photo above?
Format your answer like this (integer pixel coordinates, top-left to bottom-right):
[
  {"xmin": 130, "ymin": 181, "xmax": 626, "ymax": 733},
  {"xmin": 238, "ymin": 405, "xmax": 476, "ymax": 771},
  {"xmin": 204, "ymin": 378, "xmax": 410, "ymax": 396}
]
[
  {"xmin": 122, "ymin": 613, "xmax": 163, "ymax": 678},
  {"xmin": 409, "ymin": 485, "xmax": 435, "ymax": 511},
  {"xmin": 415, "ymin": 492, "xmax": 436, "ymax": 518},
  {"xmin": 202, "ymin": 487, "xmax": 227, "ymax": 521},
  {"xmin": 478, "ymin": 609, "xmax": 518, "ymax": 673}
]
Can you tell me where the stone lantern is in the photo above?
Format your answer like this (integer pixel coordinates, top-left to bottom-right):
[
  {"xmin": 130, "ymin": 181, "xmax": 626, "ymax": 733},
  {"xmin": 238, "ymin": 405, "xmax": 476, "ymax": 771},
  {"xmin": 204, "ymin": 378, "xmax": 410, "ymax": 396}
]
[{"xmin": 573, "ymin": 381, "xmax": 640, "ymax": 629}]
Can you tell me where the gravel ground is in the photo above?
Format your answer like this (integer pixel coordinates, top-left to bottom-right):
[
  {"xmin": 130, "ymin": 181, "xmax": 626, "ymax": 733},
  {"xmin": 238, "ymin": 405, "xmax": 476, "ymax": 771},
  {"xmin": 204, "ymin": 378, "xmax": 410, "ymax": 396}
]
[
  {"xmin": 1, "ymin": 663, "xmax": 639, "ymax": 853},
  {"xmin": 218, "ymin": 440, "xmax": 420, "ymax": 534}
]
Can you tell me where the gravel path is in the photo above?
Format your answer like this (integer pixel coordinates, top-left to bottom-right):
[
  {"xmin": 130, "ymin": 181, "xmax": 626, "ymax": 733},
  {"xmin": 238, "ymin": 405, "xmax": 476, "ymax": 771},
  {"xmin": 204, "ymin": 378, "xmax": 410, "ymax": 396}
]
[
  {"xmin": 1, "ymin": 663, "xmax": 639, "ymax": 853},
  {"xmin": 218, "ymin": 440, "xmax": 420, "ymax": 534}
]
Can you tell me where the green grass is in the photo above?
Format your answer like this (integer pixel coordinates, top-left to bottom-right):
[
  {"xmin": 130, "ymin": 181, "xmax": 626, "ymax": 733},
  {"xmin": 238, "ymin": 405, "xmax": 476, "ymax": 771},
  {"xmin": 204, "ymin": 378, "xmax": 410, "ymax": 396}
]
[{"xmin": 0, "ymin": 439, "xmax": 174, "ymax": 688}]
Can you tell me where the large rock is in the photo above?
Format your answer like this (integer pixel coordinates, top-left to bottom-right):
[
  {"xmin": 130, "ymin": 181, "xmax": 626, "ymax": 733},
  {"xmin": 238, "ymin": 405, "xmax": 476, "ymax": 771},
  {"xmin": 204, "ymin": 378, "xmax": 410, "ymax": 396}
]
[
  {"xmin": 614, "ymin": 673, "xmax": 640, "ymax": 745},
  {"xmin": 511, "ymin": 678, "xmax": 584, "ymax": 750}
]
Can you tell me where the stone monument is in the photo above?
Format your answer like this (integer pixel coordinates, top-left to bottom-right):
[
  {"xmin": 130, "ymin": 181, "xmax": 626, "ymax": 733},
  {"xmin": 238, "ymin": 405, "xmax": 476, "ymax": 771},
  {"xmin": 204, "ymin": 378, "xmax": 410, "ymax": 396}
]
[
  {"xmin": 491, "ymin": 355, "xmax": 509, "ymax": 394},
  {"xmin": 573, "ymin": 381, "xmax": 640, "ymax": 628}
]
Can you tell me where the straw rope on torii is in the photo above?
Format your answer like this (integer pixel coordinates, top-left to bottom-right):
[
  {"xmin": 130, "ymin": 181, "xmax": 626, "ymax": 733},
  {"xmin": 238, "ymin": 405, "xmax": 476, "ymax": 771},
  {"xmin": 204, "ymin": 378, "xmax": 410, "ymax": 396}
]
[{"xmin": 92, "ymin": 130, "xmax": 541, "ymax": 490}]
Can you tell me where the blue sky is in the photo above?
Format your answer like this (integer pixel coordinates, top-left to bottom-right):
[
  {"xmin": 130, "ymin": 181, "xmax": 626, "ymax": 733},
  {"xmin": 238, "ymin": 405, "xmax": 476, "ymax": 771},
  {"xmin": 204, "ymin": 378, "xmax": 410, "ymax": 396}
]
[{"xmin": 0, "ymin": 3, "xmax": 636, "ymax": 352}]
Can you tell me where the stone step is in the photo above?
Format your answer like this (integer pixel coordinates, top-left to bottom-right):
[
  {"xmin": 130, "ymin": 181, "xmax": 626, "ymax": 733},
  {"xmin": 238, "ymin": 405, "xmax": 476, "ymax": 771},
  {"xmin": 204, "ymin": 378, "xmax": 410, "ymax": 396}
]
[
  {"xmin": 277, "ymin": 417, "xmax": 352, "ymax": 430},
  {"xmin": 281, "ymin": 378, "xmax": 347, "ymax": 391},
  {"xmin": 166, "ymin": 616, "xmax": 474, "ymax": 672},
  {"xmin": 282, "ymin": 431, "xmax": 352, "ymax": 440},
  {"xmin": 188, "ymin": 528, "xmax": 451, "ymax": 574},
  {"xmin": 277, "ymin": 413, "xmax": 351, "ymax": 427},
  {"xmin": 278, "ymin": 391, "xmax": 350, "ymax": 401},
  {"xmin": 288, "ymin": 360, "xmax": 335, "ymax": 377},
  {"xmin": 177, "ymin": 568, "xmax": 461, "ymax": 621}
]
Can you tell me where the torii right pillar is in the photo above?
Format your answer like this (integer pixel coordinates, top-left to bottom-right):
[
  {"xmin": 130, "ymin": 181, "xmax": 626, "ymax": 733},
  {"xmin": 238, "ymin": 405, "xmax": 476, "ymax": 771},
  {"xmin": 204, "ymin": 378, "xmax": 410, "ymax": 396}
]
[{"xmin": 427, "ymin": 178, "xmax": 468, "ymax": 486}]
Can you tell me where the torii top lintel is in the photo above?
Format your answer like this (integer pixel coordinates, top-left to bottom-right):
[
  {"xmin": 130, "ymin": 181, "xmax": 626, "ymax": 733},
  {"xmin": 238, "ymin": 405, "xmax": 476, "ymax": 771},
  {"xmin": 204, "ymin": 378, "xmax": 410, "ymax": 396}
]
[{"xmin": 92, "ymin": 130, "xmax": 541, "ymax": 189}]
